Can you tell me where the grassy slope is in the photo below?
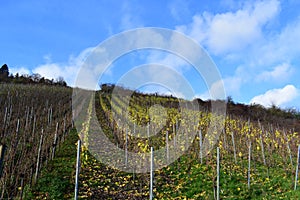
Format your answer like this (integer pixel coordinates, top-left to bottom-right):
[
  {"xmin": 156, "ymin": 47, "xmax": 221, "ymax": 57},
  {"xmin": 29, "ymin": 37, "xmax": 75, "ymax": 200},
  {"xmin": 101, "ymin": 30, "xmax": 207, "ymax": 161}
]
[
  {"xmin": 22, "ymin": 88, "xmax": 300, "ymax": 199},
  {"xmin": 77, "ymin": 150, "xmax": 300, "ymax": 199},
  {"xmin": 24, "ymin": 129, "xmax": 78, "ymax": 199},
  {"xmin": 23, "ymin": 134, "xmax": 300, "ymax": 199},
  {"xmin": 77, "ymin": 92, "xmax": 300, "ymax": 199}
]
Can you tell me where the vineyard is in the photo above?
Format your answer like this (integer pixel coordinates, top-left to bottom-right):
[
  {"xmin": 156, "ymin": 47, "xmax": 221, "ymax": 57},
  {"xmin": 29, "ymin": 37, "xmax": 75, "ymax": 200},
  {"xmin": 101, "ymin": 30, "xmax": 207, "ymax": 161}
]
[
  {"xmin": 1, "ymin": 83, "xmax": 300, "ymax": 199},
  {"xmin": 75, "ymin": 85, "xmax": 300, "ymax": 199},
  {"xmin": 0, "ymin": 83, "xmax": 73, "ymax": 199}
]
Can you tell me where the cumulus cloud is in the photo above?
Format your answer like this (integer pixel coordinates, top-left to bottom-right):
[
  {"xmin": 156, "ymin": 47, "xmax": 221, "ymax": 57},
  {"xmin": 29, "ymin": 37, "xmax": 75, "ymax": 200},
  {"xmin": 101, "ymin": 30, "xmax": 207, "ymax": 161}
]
[
  {"xmin": 176, "ymin": 14, "xmax": 208, "ymax": 45},
  {"xmin": 33, "ymin": 63, "xmax": 62, "ymax": 79},
  {"xmin": 223, "ymin": 76, "xmax": 243, "ymax": 96},
  {"xmin": 216, "ymin": 2, "xmax": 300, "ymax": 69},
  {"xmin": 33, "ymin": 47, "xmax": 95, "ymax": 86},
  {"xmin": 250, "ymin": 85, "xmax": 299, "ymax": 107},
  {"xmin": 125, "ymin": 1, "xmax": 281, "ymax": 100},
  {"xmin": 176, "ymin": 0, "xmax": 280, "ymax": 55},
  {"xmin": 255, "ymin": 63, "xmax": 294, "ymax": 82},
  {"xmin": 174, "ymin": 0, "xmax": 300, "ymax": 109}
]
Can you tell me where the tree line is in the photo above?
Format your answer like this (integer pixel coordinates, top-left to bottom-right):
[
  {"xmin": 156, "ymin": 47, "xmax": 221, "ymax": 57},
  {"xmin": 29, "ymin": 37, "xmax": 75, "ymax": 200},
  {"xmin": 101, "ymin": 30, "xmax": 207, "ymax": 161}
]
[{"xmin": 0, "ymin": 64, "xmax": 67, "ymax": 87}]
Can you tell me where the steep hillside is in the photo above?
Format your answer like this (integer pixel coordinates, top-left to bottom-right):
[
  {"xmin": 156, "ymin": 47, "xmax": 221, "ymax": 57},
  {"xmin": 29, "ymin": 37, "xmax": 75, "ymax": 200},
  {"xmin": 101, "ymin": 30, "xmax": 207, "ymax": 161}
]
[
  {"xmin": 0, "ymin": 83, "xmax": 73, "ymax": 199},
  {"xmin": 1, "ymin": 83, "xmax": 300, "ymax": 199},
  {"xmin": 76, "ymin": 85, "xmax": 300, "ymax": 199}
]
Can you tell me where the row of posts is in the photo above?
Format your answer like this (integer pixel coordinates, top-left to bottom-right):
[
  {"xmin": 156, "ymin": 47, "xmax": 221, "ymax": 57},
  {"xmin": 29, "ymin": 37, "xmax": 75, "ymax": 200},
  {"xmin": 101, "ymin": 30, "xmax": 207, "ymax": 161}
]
[
  {"xmin": 0, "ymin": 119, "xmax": 69, "ymax": 199},
  {"xmin": 1, "ymin": 137, "xmax": 299, "ymax": 199}
]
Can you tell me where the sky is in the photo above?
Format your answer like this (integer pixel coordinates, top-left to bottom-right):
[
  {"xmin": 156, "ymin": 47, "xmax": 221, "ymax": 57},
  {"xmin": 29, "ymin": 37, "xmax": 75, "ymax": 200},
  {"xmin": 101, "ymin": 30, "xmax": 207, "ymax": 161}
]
[{"xmin": 1, "ymin": 0, "xmax": 300, "ymax": 109}]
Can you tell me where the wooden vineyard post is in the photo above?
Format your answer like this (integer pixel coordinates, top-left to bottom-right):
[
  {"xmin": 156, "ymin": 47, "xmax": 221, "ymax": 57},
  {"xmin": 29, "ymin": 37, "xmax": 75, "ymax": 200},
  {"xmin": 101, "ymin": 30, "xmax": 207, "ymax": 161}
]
[
  {"xmin": 185, "ymin": 127, "xmax": 189, "ymax": 147},
  {"xmin": 125, "ymin": 127, "xmax": 128, "ymax": 166},
  {"xmin": 258, "ymin": 121, "xmax": 266, "ymax": 166},
  {"xmin": 52, "ymin": 122, "xmax": 59, "ymax": 160},
  {"xmin": 260, "ymin": 134, "xmax": 266, "ymax": 166},
  {"xmin": 48, "ymin": 106, "xmax": 53, "ymax": 126},
  {"xmin": 75, "ymin": 140, "xmax": 81, "ymax": 200},
  {"xmin": 294, "ymin": 145, "xmax": 300, "ymax": 190},
  {"xmin": 166, "ymin": 131, "xmax": 169, "ymax": 163},
  {"xmin": 25, "ymin": 106, "xmax": 29, "ymax": 130},
  {"xmin": 16, "ymin": 118, "xmax": 20, "ymax": 134},
  {"xmin": 150, "ymin": 147, "xmax": 154, "ymax": 200},
  {"xmin": 62, "ymin": 115, "xmax": 66, "ymax": 143},
  {"xmin": 222, "ymin": 129, "xmax": 228, "ymax": 151},
  {"xmin": 199, "ymin": 129, "xmax": 203, "ymax": 164},
  {"xmin": 173, "ymin": 124, "xmax": 176, "ymax": 149},
  {"xmin": 34, "ymin": 130, "xmax": 43, "ymax": 184},
  {"xmin": 32, "ymin": 116, "xmax": 36, "ymax": 137},
  {"xmin": 259, "ymin": 131, "xmax": 269, "ymax": 178},
  {"xmin": 0, "ymin": 144, "xmax": 7, "ymax": 179},
  {"xmin": 173, "ymin": 123, "xmax": 175, "ymax": 136},
  {"xmin": 248, "ymin": 141, "xmax": 252, "ymax": 190},
  {"xmin": 231, "ymin": 132, "xmax": 237, "ymax": 163},
  {"xmin": 216, "ymin": 147, "xmax": 220, "ymax": 200},
  {"xmin": 247, "ymin": 119, "xmax": 251, "ymax": 190}
]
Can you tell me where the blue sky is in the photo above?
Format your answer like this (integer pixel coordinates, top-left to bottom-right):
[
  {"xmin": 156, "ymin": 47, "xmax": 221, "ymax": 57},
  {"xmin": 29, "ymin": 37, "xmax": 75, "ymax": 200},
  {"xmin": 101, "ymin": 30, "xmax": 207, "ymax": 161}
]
[{"xmin": 1, "ymin": 0, "xmax": 300, "ymax": 109}]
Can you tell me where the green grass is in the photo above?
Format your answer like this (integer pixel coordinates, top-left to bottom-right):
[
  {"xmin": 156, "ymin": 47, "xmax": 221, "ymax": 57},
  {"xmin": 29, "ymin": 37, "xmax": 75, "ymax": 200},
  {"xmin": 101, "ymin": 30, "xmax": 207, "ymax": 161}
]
[
  {"xmin": 76, "ymin": 150, "xmax": 300, "ymax": 199},
  {"xmin": 154, "ymin": 153, "xmax": 300, "ymax": 199},
  {"xmin": 24, "ymin": 129, "xmax": 79, "ymax": 200},
  {"xmin": 20, "ymin": 128, "xmax": 300, "ymax": 199},
  {"xmin": 18, "ymin": 126, "xmax": 300, "ymax": 199}
]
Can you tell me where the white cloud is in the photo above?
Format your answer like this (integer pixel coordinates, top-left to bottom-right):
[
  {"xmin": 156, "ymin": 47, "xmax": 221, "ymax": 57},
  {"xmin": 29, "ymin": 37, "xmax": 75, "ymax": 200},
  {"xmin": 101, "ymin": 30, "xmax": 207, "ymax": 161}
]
[
  {"xmin": 250, "ymin": 85, "xmax": 299, "ymax": 107},
  {"xmin": 176, "ymin": 0, "xmax": 280, "ymax": 55},
  {"xmin": 120, "ymin": 1, "xmax": 143, "ymax": 30},
  {"xmin": 195, "ymin": 92, "xmax": 210, "ymax": 101},
  {"xmin": 223, "ymin": 76, "xmax": 242, "ymax": 96},
  {"xmin": 257, "ymin": 18, "xmax": 300, "ymax": 66},
  {"xmin": 209, "ymin": 79, "xmax": 227, "ymax": 100},
  {"xmin": 196, "ymin": 63, "xmax": 249, "ymax": 101},
  {"xmin": 33, "ymin": 47, "xmax": 95, "ymax": 86},
  {"xmin": 169, "ymin": 0, "xmax": 191, "ymax": 21},
  {"xmin": 7, "ymin": 47, "xmax": 96, "ymax": 87},
  {"xmin": 195, "ymin": 76, "xmax": 241, "ymax": 100},
  {"xmin": 121, "ymin": 14, "xmax": 143, "ymax": 30},
  {"xmin": 176, "ymin": 14, "xmax": 208, "ymax": 45},
  {"xmin": 115, "ymin": 63, "xmax": 196, "ymax": 100},
  {"xmin": 138, "ymin": 84, "xmax": 186, "ymax": 99},
  {"xmin": 33, "ymin": 63, "xmax": 62, "ymax": 80},
  {"xmin": 256, "ymin": 63, "xmax": 294, "ymax": 82},
  {"xmin": 10, "ymin": 66, "xmax": 31, "ymax": 76},
  {"xmin": 146, "ymin": 51, "xmax": 190, "ymax": 74}
]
